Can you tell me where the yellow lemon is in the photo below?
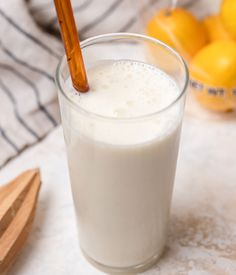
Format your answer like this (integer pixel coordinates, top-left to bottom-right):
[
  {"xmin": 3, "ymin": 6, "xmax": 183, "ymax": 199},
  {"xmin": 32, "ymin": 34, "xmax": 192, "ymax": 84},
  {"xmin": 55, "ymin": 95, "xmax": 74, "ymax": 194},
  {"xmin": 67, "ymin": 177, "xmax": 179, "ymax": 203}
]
[
  {"xmin": 147, "ymin": 8, "xmax": 208, "ymax": 62},
  {"xmin": 203, "ymin": 14, "xmax": 233, "ymax": 42},
  {"xmin": 190, "ymin": 40, "xmax": 236, "ymax": 111},
  {"xmin": 221, "ymin": 0, "xmax": 236, "ymax": 38}
]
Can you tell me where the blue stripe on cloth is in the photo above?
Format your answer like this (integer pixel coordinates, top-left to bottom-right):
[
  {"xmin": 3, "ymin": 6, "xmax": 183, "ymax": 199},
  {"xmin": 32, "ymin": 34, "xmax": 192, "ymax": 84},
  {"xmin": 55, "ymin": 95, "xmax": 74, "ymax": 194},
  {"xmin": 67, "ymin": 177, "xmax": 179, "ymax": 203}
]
[
  {"xmin": 80, "ymin": 0, "xmax": 123, "ymax": 35},
  {"xmin": 0, "ymin": 8, "xmax": 60, "ymax": 59},
  {"xmin": 0, "ymin": 78, "xmax": 40, "ymax": 140},
  {"xmin": 0, "ymin": 63, "xmax": 57, "ymax": 127},
  {"xmin": 0, "ymin": 126, "xmax": 19, "ymax": 153},
  {"xmin": 0, "ymin": 42, "xmax": 54, "ymax": 82}
]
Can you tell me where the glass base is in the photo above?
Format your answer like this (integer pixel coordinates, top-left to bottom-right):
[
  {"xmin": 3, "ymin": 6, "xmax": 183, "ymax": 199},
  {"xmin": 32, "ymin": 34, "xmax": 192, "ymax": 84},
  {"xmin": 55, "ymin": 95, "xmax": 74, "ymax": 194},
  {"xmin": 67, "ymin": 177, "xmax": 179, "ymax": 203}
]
[{"xmin": 82, "ymin": 249, "xmax": 163, "ymax": 274}]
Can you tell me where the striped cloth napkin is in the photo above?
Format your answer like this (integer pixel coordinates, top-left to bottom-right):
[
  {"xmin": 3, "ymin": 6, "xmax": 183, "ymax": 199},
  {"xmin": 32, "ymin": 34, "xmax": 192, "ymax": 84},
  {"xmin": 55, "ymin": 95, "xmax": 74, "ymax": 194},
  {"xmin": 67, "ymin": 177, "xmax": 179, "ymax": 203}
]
[
  {"xmin": 0, "ymin": 0, "xmax": 146, "ymax": 169},
  {"xmin": 0, "ymin": 0, "xmax": 212, "ymax": 169}
]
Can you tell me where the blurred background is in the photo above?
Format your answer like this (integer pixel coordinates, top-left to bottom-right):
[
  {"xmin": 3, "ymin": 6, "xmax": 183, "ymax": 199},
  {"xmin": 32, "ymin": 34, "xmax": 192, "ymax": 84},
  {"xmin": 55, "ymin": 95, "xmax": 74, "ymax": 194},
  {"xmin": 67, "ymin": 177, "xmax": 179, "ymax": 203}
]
[
  {"xmin": 29, "ymin": 0, "xmax": 221, "ymax": 39},
  {"xmin": 0, "ymin": 0, "xmax": 234, "ymax": 168}
]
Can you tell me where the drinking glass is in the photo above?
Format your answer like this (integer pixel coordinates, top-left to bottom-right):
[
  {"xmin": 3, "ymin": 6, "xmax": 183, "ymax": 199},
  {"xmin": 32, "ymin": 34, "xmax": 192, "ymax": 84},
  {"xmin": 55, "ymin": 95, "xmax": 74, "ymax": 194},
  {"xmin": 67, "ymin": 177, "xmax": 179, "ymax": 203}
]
[{"xmin": 56, "ymin": 33, "xmax": 188, "ymax": 274}]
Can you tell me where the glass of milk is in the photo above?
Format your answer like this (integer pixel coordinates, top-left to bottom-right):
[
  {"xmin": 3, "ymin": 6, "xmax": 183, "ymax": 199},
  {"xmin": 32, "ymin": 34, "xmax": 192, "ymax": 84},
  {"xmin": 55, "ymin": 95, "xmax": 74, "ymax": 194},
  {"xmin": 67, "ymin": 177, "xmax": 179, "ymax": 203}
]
[{"xmin": 56, "ymin": 33, "xmax": 188, "ymax": 274}]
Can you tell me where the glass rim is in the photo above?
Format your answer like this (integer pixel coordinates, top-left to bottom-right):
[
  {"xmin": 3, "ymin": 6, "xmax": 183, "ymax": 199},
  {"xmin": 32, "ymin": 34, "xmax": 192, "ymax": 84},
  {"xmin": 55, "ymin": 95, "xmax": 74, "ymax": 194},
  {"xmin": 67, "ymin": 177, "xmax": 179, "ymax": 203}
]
[{"xmin": 55, "ymin": 32, "xmax": 189, "ymax": 122}]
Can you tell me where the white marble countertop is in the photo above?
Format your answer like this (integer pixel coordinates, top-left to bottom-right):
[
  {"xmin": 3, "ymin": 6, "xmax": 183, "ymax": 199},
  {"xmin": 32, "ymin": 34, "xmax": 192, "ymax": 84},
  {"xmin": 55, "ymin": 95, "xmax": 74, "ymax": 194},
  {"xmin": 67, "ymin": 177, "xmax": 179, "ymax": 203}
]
[{"xmin": 1, "ymin": 94, "xmax": 236, "ymax": 275}]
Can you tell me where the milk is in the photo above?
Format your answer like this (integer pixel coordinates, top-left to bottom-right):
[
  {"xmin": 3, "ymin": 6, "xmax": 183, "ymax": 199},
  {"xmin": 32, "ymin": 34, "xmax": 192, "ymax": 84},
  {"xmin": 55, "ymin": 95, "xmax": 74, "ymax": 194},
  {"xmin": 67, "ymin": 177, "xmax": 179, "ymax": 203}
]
[{"xmin": 62, "ymin": 60, "xmax": 183, "ymax": 268}]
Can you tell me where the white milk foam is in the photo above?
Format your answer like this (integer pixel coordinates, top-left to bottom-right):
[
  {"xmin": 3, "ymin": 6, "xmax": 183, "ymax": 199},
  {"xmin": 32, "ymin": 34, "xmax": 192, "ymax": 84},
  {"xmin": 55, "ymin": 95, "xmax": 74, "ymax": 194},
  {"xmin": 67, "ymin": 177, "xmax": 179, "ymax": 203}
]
[{"xmin": 68, "ymin": 60, "xmax": 180, "ymax": 118}]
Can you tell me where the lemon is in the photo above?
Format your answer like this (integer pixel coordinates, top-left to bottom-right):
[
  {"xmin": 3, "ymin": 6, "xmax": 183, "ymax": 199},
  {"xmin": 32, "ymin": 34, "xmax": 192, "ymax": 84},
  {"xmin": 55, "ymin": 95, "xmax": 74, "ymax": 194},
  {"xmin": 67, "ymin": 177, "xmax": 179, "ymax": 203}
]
[
  {"xmin": 147, "ymin": 8, "xmax": 208, "ymax": 62},
  {"xmin": 190, "ymin": 40, "xmax": 236, "ymax": 111},
  {"xmin": 221, "ymin": 0, "xmax": 236, "ymax": 38},
  {"xmin": 203, "ymin": 14, "xmax": 233, "ymax": 42}
]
